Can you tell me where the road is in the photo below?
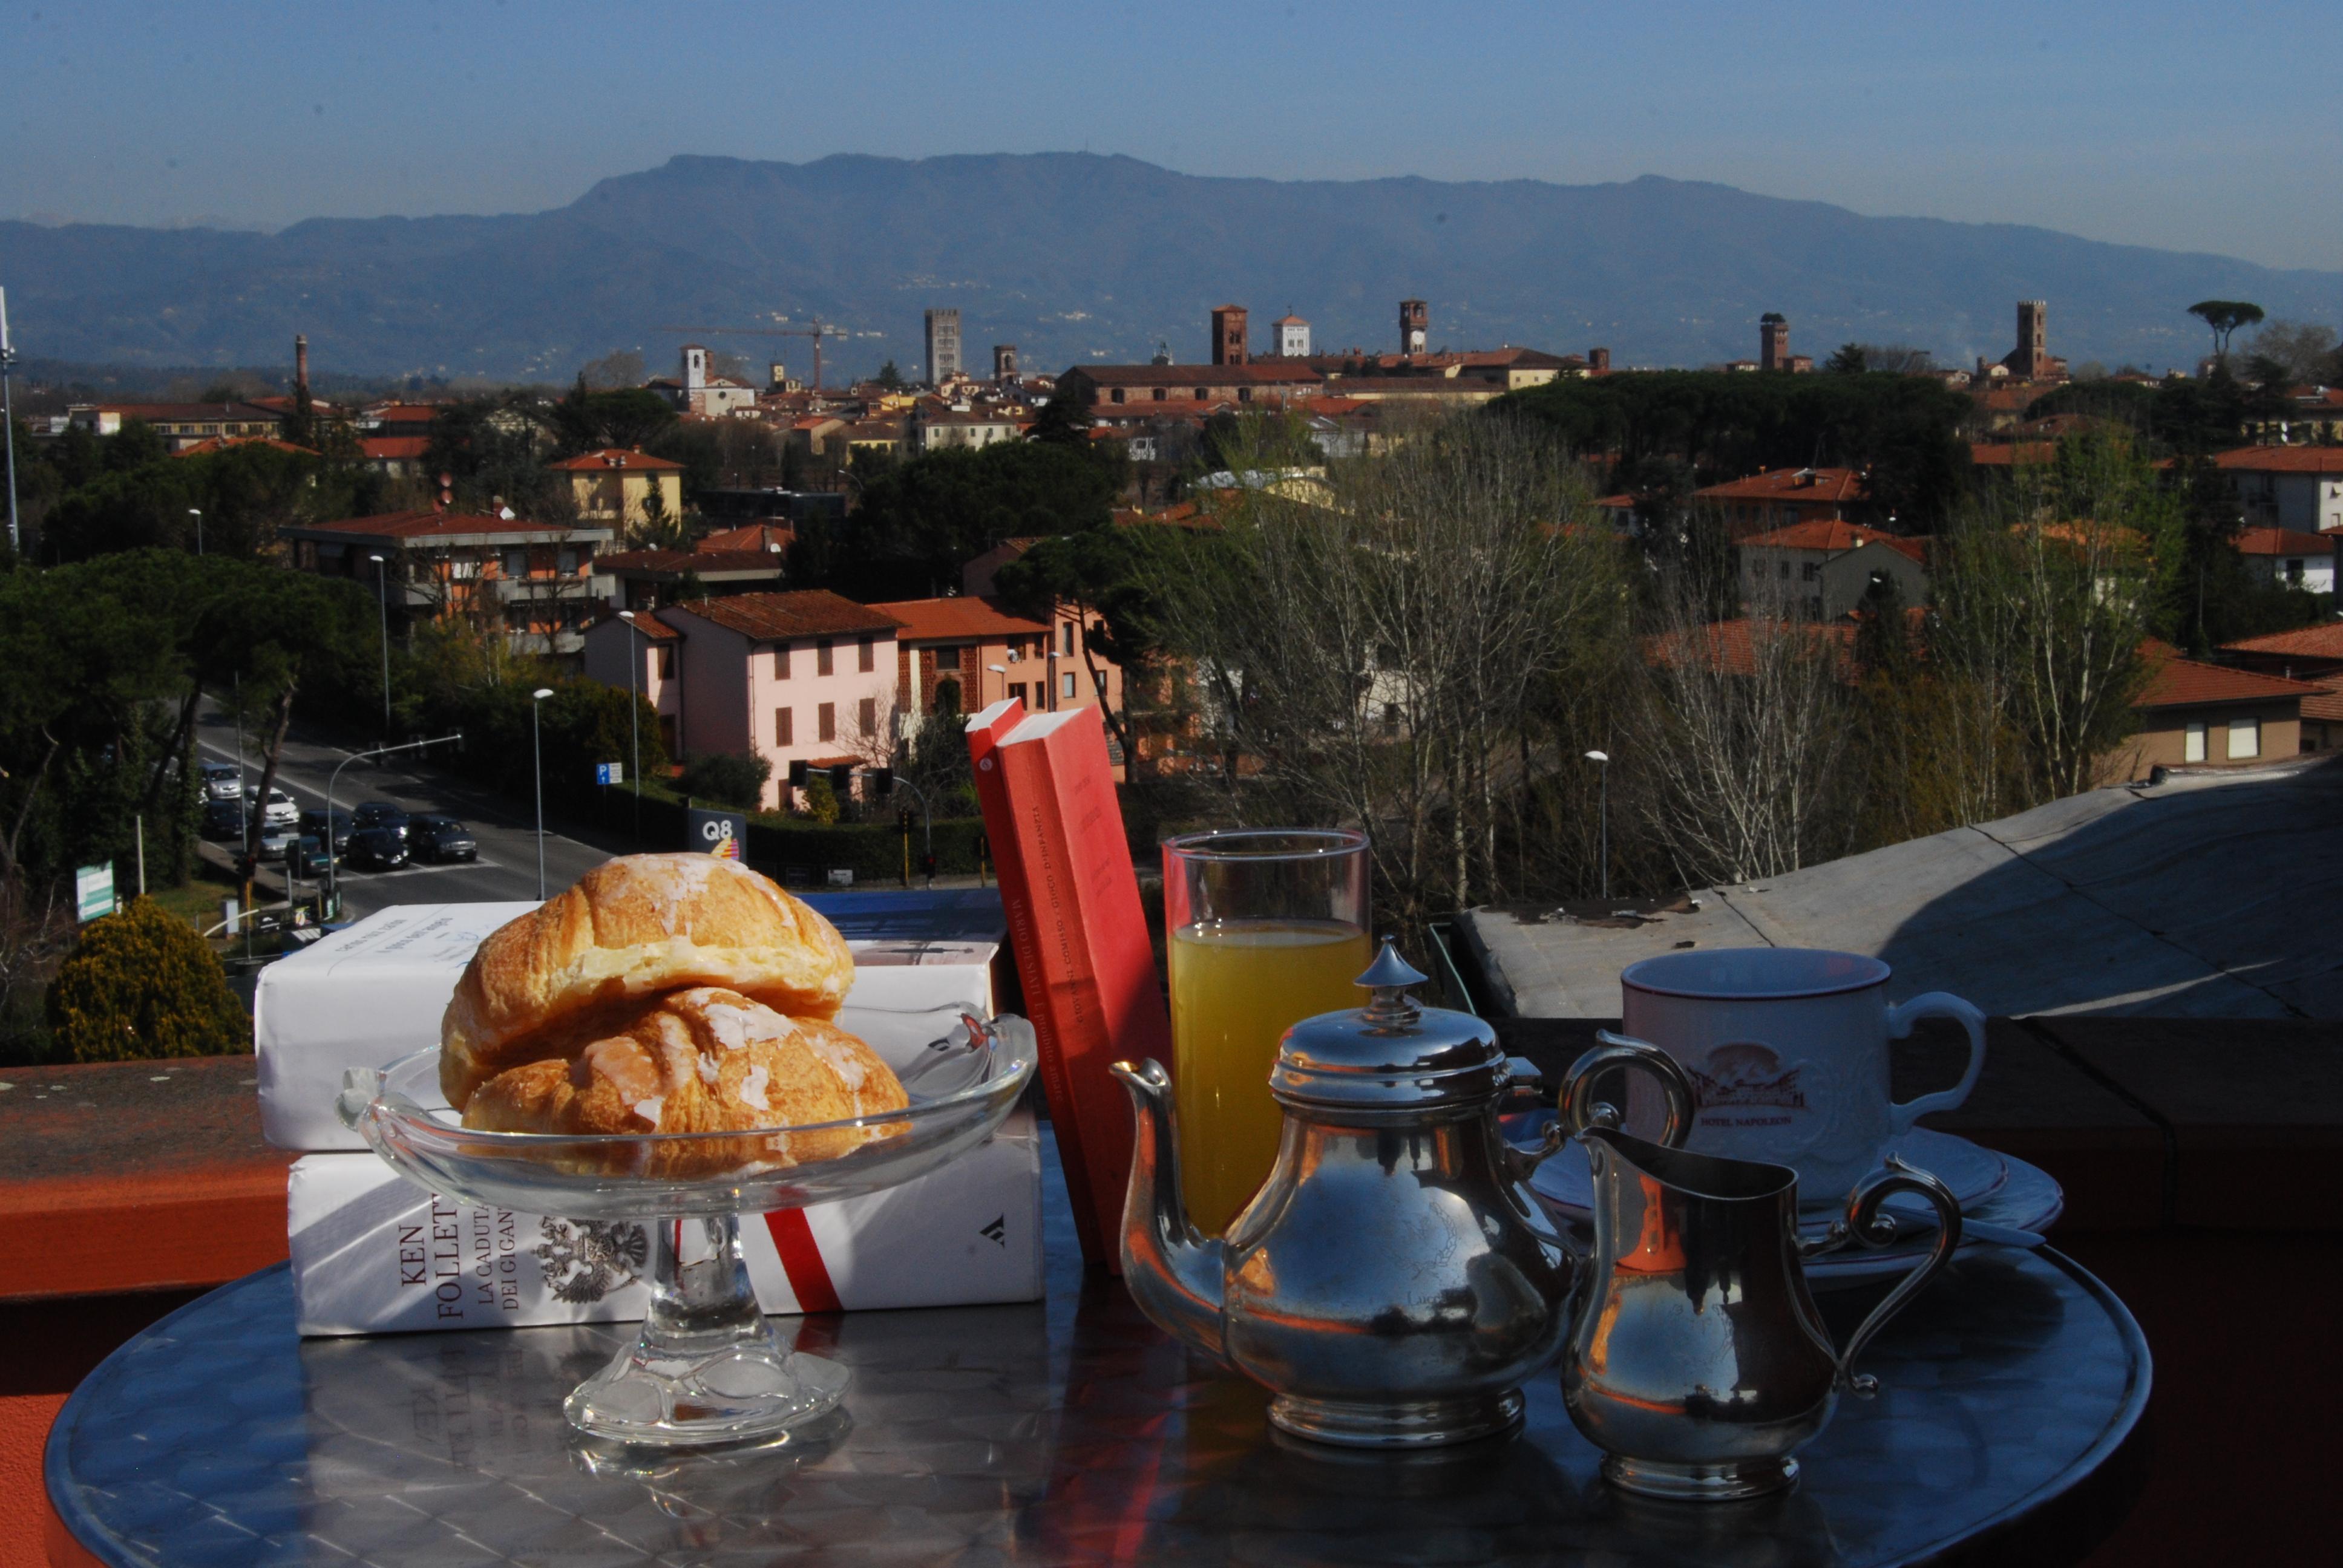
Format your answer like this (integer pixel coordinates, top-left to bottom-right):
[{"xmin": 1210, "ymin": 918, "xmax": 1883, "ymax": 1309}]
[{"xmin": 194, "ymin": 701, "xmax": 630, "ymax": 924}]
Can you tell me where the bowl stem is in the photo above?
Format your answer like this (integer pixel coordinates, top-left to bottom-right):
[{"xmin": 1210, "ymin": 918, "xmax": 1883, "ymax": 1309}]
[{"xmin": 563, "ymin": 1210, "xmax": 849, "ymax": 1446}]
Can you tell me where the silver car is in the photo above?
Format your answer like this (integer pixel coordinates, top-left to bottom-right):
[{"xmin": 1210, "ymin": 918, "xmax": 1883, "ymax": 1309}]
[
  {"xmin": 200, "ymin": 760, "xmax": 241, "ymax": 802},
  {"xmin": 244, "ymin": 784, "xmax": 298, "ymax": 828}
]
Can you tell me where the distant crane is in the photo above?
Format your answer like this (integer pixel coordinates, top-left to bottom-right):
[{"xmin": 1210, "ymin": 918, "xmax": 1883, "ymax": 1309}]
[{"xmin": 657, "ymin": 318, "xmax": 847, "ymax": 391}]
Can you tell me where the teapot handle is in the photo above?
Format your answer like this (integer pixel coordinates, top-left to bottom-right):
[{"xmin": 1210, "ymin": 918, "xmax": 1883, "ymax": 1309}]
[
  {"xmin": 1559, "ymin": 1031, "xmax": 1697, "ymax": 1149},
  {"xmin": 1805, "ymin": 1158, "xmax": 1964, "ymax": 1396}
]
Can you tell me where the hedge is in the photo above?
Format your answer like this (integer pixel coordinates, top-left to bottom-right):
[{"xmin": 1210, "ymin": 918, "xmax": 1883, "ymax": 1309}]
[{"xmin": 598, "ymin": 789, "xmax": 991, "ymax": 886}]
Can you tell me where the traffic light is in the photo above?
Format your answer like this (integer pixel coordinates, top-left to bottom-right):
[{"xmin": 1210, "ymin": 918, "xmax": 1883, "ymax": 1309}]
[
  {"xmin": 920, "ymin": 852, "xmax": 938, "ymax": 879},
  {"xmin": 828, "ymin": 764, "xmax": 854, "ymax": 794},
  {"xmin": 897, "ymin": 807, "xmax": 914, "ymax": 833},
  {"xmin": 871, "ymin": 766, "xmax": 894, "ymax": 795},
  {"xmin": 788, "ymin": 760, "xmax": 809, "ymax": 789}
]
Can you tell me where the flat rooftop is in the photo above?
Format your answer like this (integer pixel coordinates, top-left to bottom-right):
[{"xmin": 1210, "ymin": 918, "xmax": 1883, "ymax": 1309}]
[{"xmin": 1463, "ymin": 756, "xmax": 2343, "ymax": 1020}]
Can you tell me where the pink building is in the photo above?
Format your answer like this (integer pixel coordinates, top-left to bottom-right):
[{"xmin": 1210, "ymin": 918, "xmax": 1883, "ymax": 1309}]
[{"xmin": 582, "ymin": 590, "xmax": 902, "ymax": 811}]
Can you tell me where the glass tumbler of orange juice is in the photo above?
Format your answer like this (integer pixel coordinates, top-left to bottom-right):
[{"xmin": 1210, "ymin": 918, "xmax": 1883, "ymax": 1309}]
[{"xmin": 1162, "ymin": 829, "xmax": 1371, "ymax": 1235}]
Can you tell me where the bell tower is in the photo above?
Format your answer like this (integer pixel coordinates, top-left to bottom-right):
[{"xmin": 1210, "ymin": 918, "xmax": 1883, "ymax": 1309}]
[
  {"xmin": 1211, "ymin": 304, "xmax": 1249, "ymax": 366},
  {"xmin": 1400, "ymin": 299, "xmax": 1428, "ymax": 356}
]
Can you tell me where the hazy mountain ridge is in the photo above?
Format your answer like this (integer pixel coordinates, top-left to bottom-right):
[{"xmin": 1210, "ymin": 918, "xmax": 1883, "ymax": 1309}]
[{"xmin": 3, "ymin": 152, "xmax": 2335, "ymax": 382}]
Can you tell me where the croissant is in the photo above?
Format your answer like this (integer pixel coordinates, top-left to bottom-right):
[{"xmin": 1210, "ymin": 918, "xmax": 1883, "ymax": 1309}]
[
  {"xmin": 462, "ymin": 987, "xmax": 908, "ymax": 1178},
  {"xmin": 440, "ymin": 855, "xmax": 854, "ymax": 1109}
]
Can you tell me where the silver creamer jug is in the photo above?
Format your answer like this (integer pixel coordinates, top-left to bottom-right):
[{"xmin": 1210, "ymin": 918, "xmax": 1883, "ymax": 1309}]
[{"xmin": 1113, "ymin": 939, "xmax": 1694, "ymax": 1449}]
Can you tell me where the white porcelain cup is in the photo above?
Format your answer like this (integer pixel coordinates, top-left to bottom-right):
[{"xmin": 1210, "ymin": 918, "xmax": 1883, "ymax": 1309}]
[{"xmin": 1616, "ymin": 949, "xmax": 1986, "ymax": 1201}]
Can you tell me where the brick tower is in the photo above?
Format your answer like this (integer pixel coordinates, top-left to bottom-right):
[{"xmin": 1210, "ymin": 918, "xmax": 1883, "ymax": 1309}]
[
  {"xmin": 1400, "ymin": 299, "xmax": 1428, "ymax": 356},
  {"xmin": 1760, "ymin": 313, "xmax": 1789, "ymax": 372},
  {"xmin": 1211, "ymin": 304, "xmax": 1249, "ymax": 365}
]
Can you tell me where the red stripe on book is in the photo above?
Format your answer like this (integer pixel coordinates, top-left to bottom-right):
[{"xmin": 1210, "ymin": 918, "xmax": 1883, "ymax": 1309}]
[{"xmin": 763, "ymin": 1209, "xmax": 842, "ymax": 1313}]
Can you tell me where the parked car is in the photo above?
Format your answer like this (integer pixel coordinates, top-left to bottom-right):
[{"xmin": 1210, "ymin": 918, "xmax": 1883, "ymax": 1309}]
[
  {"xmin": 200, "ymin": 760, "xmax": 241, "ymax": 802},
  {"xmin": 201, "ymin": 799, "xmax": 246, "ymax": 841},
  {"xmin": 299, "ymin": 809, "xmax": 354, "ymax": 857},
  {"xmin": 344, "ymin": 826, "xmax": 410, "ymax": 872},
  {"xmin": 244, "ymin": 785, "xmax": 298, "ymax": 828},
  {"xmin": 352, "ymin": 801, "xmax": 411, "ymax": 839},
  {"xmin": 284, "ymin": 834, "xmax": 331, "ymax": 879},
  {"xmin": 408, "ymin": 814, "xmax": 477, "ymax": 863},
  {"xmin": 256, "ymin": 822, "xmax": 302, "ymax": 862}
]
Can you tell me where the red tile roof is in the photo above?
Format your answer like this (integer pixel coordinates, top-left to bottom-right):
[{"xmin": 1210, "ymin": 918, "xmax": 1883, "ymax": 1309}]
[
  {"xmin": 2221, "ymin": 623, "xmax": 2343, "ymax": 661},
  {"xmin": 2301, "ymin": 678, "xmax": 2343, "ymax": 724},
  {"xmin": 303, "ymin": 509, "xmax": 575, "ymax": 541},
  {"xmin": 547, "ymin": 448, "xmax": 686, "ymax": 472},
  {"xmin": 867, "ymin": 595, "xmax": 1048, "ymax": 642},
  {"xmin": 671, "ymin": 591, "xmax": 900, "ymax": 641},
  {"xmin": 2236, "ymin": 527, "xmax": 2334, "ymax": 557},
  {"xmin": 1642, "ymin": 619, "xmax": 1859, "ymax": 679},
  {"xmin": 1066, "ymin": 364, "xmax": 1326, "ymax": 389},
  {"xmin": 1970, "ymin": 442, "xmax": 2058, "ymax": 467},
  {"xmin": 698, "ymin": 523, "xmax": 794, "ymax": 554},
  {"xmin": 1738, "ymin": 519, "xmax": 1901, "ymax": 552},
  {"xmin": 591, "ymin": 611, "xmax": 680, "ymax": 641},
  {"xmin": 170, "ymin": 436, "xmax": 318, "ymax": 459},
  {"xmin": 1694, "ymin": 467, "xmax": 1869, "ymax": 505},
  {"xmin": 370, "ymin": 403, "xmax": 445, "ymax": 425},
  {"xmin": 600, "ymin": 549, "xmax": 784, "ymax": 575},
  {"xmin": 79, "ymin": 402, "xmax": 281, "ymax": 421},
  {"xmin": 2213, "ymin": 446, "xmax": 2343, "ymax": 475},
  {"xmin": 360, "ymin": 436, "xmax": 430, "ymax": 460},
  {"xmin": 2134, "ymin": 650, "xmax": 2322, "ymax": 710}
]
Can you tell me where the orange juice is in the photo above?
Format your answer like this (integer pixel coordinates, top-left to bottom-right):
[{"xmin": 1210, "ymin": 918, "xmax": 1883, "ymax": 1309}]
[{"xmin": 1168, "ymin": 918, "xmax": 1372, "ymax": 1233}]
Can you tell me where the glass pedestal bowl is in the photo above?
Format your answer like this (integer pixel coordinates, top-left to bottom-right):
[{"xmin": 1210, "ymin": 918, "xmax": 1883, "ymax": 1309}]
[{"xmin": 336, "ymin": 1013, "xmax": 1035, "ymax": 1448}]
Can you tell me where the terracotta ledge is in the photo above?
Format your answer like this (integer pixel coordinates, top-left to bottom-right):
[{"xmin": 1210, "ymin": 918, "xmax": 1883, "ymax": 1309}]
[{"xmin": 0, "ymin": 1056, "xmax": 292, "ymax": 1301}]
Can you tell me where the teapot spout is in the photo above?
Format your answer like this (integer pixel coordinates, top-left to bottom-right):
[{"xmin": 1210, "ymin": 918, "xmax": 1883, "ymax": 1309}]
[{"xmin": 1110, "ymin": 1059, "xmax": 1228, "ymax": 1364}]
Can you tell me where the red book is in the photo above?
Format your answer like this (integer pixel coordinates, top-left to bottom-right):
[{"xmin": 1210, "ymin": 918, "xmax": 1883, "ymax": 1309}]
[{"xmin": 967, "ymin": 702, "xmax": 1168, "ymax": 1271}]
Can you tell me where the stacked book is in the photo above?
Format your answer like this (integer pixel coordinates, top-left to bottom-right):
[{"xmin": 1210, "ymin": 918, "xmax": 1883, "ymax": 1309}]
[{"xmin": 255, "ymin": 896, "xmax": 1043, "ymax": 1335}]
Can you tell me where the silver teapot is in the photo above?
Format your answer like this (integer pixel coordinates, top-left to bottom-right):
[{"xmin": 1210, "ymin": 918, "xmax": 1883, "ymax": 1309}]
[{"xmin": 1112, "ymin": 939, "xmax": 1694, "ymax": 1449}]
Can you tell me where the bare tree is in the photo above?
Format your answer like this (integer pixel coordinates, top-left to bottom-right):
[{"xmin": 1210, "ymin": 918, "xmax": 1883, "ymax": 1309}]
[
  {"xmin": 1628, "ymin": 579, "xmax": 1856, "ymax": 889},
  {"xmin": 1144, "ymin": 414, "xmax": 1630, "ymax": 929}
]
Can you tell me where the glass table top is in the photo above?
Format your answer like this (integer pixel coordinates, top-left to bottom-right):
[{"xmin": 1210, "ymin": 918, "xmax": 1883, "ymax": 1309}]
[{"xmin": 47, "ymin": 1150, "xmax": 2148, "ymax": 1567}]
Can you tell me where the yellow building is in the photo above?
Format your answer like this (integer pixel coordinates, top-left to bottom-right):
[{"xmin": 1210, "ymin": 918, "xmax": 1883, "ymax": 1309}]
[{"xmin": 550, "ymin": 448, "xmax": 686, "ymax": 526}]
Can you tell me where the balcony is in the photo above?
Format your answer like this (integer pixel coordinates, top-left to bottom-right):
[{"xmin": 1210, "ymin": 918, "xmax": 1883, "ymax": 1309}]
[{"xmin": 491, "ymin": 573, "xmax": 612, "ymax": 605}]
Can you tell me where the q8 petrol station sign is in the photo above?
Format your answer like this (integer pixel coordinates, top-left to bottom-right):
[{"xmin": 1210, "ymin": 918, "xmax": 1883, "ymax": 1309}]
[{"xmin": 687, "ymin": 807, "xmax": 747, "ymax": 860}]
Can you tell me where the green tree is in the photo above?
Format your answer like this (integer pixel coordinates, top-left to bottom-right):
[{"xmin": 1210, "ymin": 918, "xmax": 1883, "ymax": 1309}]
[
  {"xmin": 1029, "ymin": 379, "xmax": 1096, "ymax": 448},
  {"xmin": 680, "ymin": 751, "xmax": 771, "ymax": 811},
  {"xmin": 548, "ymin": 384, "xmax": 677, "ymax": 455},
  {"xmin": 1824, "ymin": 343, "xmax": 1867, "ymax": 374},
  {"xmin": 798, "ymin": 773, "xmax": 840, "ymax": 825},
  {"xmin": 995, "ymin": 521, "xmax": 1164, "ymax": 766},
  {"xmin": 2187, "ymin": 300, "xmax": 2266, "ymax": 365},
  {"xmin": 847, "ymin": 439, "xmax": 1126, "ymax": 597},
  {"xmin": 874, "ymin": 359, "xmax": 907, "ymax": 392},
  {"xmin": 45, "ymin": 898, "xmax": 249, "ymax": 1062}
]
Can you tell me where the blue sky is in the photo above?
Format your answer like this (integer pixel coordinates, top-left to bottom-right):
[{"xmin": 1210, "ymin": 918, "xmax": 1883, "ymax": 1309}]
[{"xmin": 5, "ymin": 2, "xmax": 2335, "ymax": 272}]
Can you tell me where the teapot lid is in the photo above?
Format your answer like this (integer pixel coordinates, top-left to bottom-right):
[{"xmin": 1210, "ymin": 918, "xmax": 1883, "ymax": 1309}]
[{"xmin": 1270, "ymin": 938, "xmax": 1506, "ymax": 1111}]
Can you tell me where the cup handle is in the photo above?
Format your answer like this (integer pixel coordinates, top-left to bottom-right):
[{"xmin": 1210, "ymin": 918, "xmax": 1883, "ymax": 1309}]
[
  {"xmin": 1818, "ymin": 1158, "xmax": 1964, "ymax": 1397},
  {"xmin": 1559, "ymin": 1031, "xmax": 1697, "ymax": 1148},
  {"xmin": 1885, "ymin": 993, "xmax": 1987, "ymax": 1134}
]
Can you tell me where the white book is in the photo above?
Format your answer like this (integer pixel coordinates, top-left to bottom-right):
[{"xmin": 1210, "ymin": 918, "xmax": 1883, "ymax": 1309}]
[{"xmin": 289, "ymin": 1109, "xmax": 1043, "ymax": 1335}]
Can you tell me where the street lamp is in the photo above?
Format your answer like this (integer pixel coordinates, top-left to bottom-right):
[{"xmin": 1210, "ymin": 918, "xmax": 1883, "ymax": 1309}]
[
  {"xmin": 1584, "ymin": 750, "xmax": 1611, "ymax": 903},
  {"xmin": 618, "ymin": 612, "xmax": 644, "ymax": 846},
  {"xmin": 531, "ymin": 687, "xmax": 555, "ymax": 900},
  {"xmin": 369, "ymin": 554, "xmax": 392, "ymax": 734},
  {"xmin": 188, "ymin": 508, "xmax": 203, "ymax": 555}
]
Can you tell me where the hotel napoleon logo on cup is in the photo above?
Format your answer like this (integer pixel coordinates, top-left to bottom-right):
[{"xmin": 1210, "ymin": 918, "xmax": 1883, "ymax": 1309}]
[{"xmin": 1618, "ymin": 949, "xmax": 1986, "ymax": 1199}]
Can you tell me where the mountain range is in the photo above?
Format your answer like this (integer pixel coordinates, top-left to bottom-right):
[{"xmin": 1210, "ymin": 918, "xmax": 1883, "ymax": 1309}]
[{"xmin": 2, "ymin": 152, "xmax": 2336, "ymax": 385}]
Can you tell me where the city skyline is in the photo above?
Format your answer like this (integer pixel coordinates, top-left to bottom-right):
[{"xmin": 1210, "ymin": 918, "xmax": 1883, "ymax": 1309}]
[{"xmin": 4, "ymin": 2, "xmax": 2338, "ymax": 272}]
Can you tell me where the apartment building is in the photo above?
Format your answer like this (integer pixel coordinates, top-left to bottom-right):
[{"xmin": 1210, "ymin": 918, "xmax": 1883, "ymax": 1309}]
[
  {"xmin": 585, "ymin": 592, "xmax": 902, "ymax": 812},
  {"xmin": 285, "ymin": 509, "xmax": 615, "ymax": 658}
]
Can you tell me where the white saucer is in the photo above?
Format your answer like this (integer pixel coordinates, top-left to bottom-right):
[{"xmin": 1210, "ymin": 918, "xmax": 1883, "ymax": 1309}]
[
  {"xmin": 1519, "ymin": 1122, "xmax": 2008, "ymax": 1216},
  {"xmin": 1510, "ymin": 1121, "xmax": 2062, "ymax": 1293}
]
